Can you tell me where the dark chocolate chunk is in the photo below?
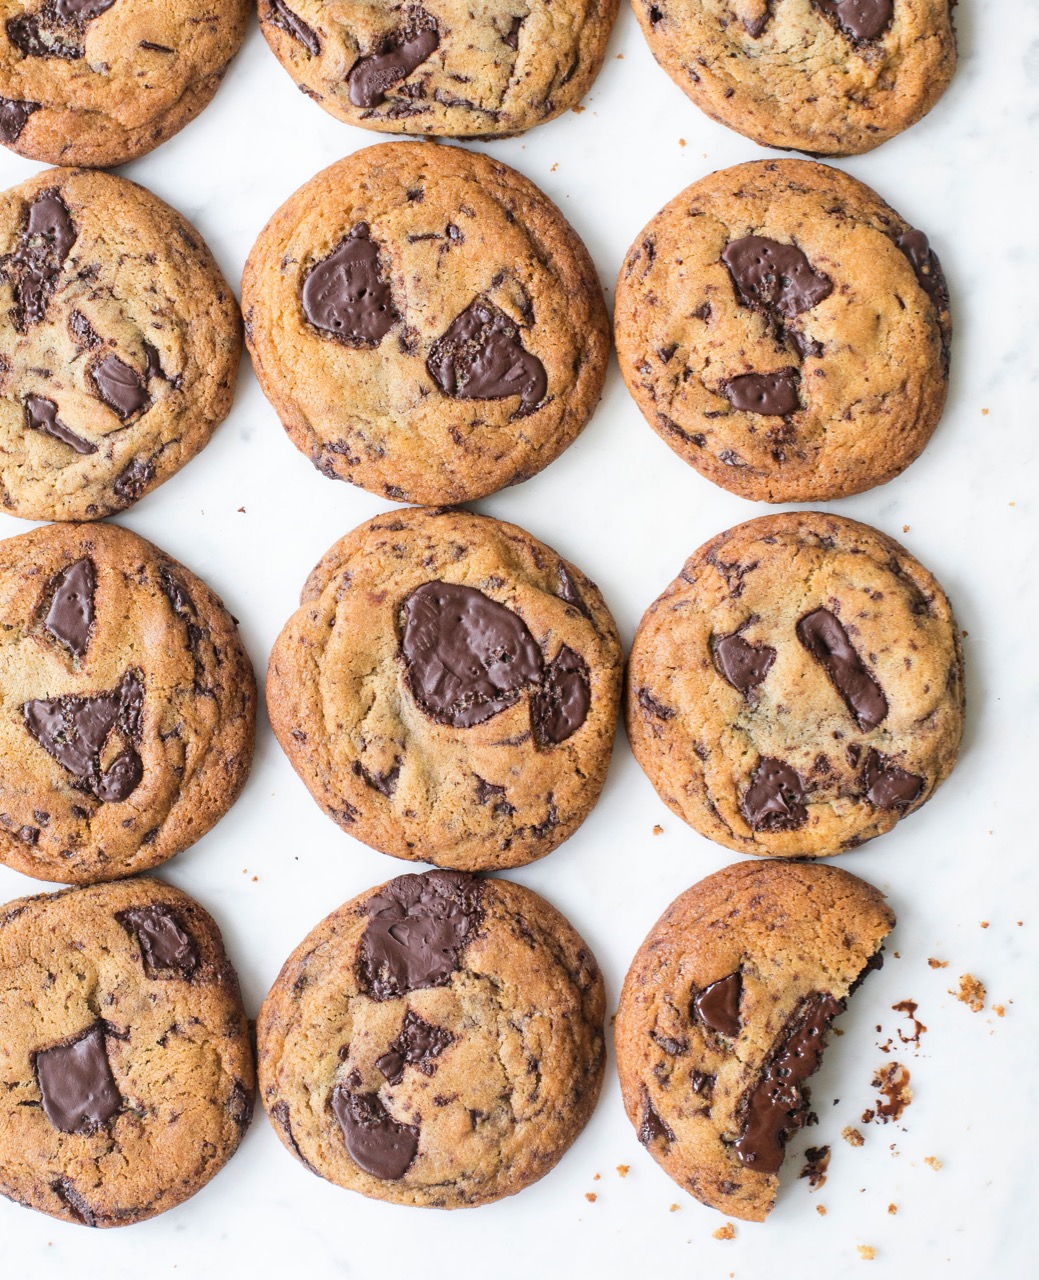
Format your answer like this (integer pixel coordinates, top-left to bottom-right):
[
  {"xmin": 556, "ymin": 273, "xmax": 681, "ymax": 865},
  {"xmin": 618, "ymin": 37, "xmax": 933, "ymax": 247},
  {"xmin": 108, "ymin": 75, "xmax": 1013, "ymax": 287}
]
[
  {"xmin": 502, "ymin": 15, "xmax": 523, "ymax": 47},
  {"xmin": 711, "ymin": 631, "xmax": 776, "ymax": 694},
  {"xmin": 267, "ymin": 0, "xmax": 320, "ymax": 55},
  {"xmin": 733, "ymin": 993, "xmax": 843, "ymax": 1172},
  {"xmin": 0, "ymin": 95, "xmax": 40, "ymax": 143},
  {"xmin": 50, "ymin": 1177, "xmax": 97, "ymax": 1226},
  {"xmin": 68, "ymin": 309, "xmax": 101, "ymax": 348},
  {"xmin": 530, "ymin": 645, "xmax": 590, "ymax": 746},
  {"xmin": 89, "ymin": 354, "xmax": 149, "ymax": 419},
  {"xmin": 7, "ymin": 0, "xmax": 116, "ymax": 62},
  {"xmin": 741, "ymin": 757, "xmax": 808, "ymax": 832},
  {"xmin": 637, "ymin": 687, "xmax": 675, "ymax": 720},
  {"xmin": 722, "ymin": 367, "xmax": 801, "ymax": 416},
  {"xmin": 117, "ymin": 905, "xmax": 199, "ymax": 978},
  {"xmin": 400, "ymin": 581, "xmax": 543, "ymax": 728},
  {"xmin": 427, "ymin": 298, "xmax": 547, "ymax": 415},
  {"xmin": 556, "ymin": 561, "xmax": 591, "ymax": 618},
  {"xmin": 693, "ymin": 972, "xmax": 743, "ymax": 1038},
  {"xmin": 301, "ymin": 223, "xmax": 397, "ymax": 346},
  {"xmin": 43, "ymin": 557, "xmax": 95, "ymax": 657},
  {"xmin": 863, "ymin": 748, "xmax": 923, "ymax": 809},
  {"xmin": 722, "ymin": 236, "xmax": 833, "ymax": 319},
  {"xmin": 796, "ymin": 608, "xmax": 888, "ymax": 730},
  {"xmin": 330, "ymin": 1086, "xmax": 419, "ymax": 1180},
  {"xmin": 375, "ymin": 1010, "xmax": 454, "ymax": 1085},
  {"xmin": 348, "ymin": 11, "xmax": 440, "ymax": 108},
  {"xmin": 112, "ymin": 456, "xmax": 155, "ymax": 501},
  {"xmin": 895, "ymin": 227, "xmax": 950, "ymax": 316},
  {"xmin": 6, "ymin": 189, "xmax": 77, "ymax": 329},
  {"xmin": 637, "ymin": 1092, "xmax": 674, "ymax": 1147},
  {"xmin": 24, "ymin": 394, "xmax": 97, "ymax": 454},
  {"xmin": 33, "ymin": 1023, "xmax": 122, "ymax": 1135},
  {"xmin": 359, "ymin": 870, "xmax": 483, "ymax": 1001},
  {"xmin": 743, "ymin": 3, "xmax": 773, "ymax": 37},
  {"xmin": 813, "ymin": 0, "xmax": 892, "ymax": 43}
]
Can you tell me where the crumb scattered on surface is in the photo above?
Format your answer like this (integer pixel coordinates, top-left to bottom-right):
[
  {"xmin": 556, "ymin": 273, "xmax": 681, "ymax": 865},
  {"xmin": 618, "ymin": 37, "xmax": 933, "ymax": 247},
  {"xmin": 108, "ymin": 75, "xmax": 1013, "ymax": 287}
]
[
  {"xmin": 237, "ymin": 506, "xmax": 246, "ymax": 513},
  {"xmin": 892, "ymin": 999, "xmax": 926, "ymax": 1045},
  {"xmin": 902, "ymin": 525, "xmax": 910, "ymax": 533},
  {"xmin": 652, "ymin": 824, "xmax": 664, "ymax": 835},
  {"xmin": 981, "ymin": 407, "xmax": 988, "ymax": 415},
  {"xmin": 713, "ymin": 1222, "xmax": 735, "ymax": 1240},
  {"xmin": 669, "ymin": 1203, "xmax": 679, "ymax": 1212},
  {"xmin": 617, "ymin": 1165, "xmax": 629, "ymax": 1178},
  {"xmin": 799, "ymin": 1145, "xmax": 831, "ymax": 1189},
  {"xmin": 571, "ymin": 104, "xmax": 585, "ymax": 114},
  {"xmin": 585, "ymin": 1192, "xmax": 597, "ymax": 1203},
  {"xmin": 888, "ymin": 1204, "xmax": 897, "ymax": 1215},
  {"xmin": 869, "ymin": 1062, "xmax": 912, "ymax": 1122},
  {"xmin": 550, "ymin": 162, "xmax": 558, "ymax": 173},
  {"xmin": 593, "ymin": 1173, "xmax": 600, "ymax": 1181},
  {"xmin": 993, "ymin": 1005, "xmax": 1005, "ymax": 1017},
  {"xmin": 980, "ymin": 921, "xmax": 989, "ymax": 929},
  {"xmin": 678, "ymin": 138, "xmax": 686, "ymax": 146},
  {"xmin": 925, "ymin": 1156, "xmax": 942, "ymax": 1171},
  {"xmin": 951, "ymin": 974, "xmax": 986, "ymax": 1012},
  {"xmin": 928, "ymin": 958, "xmax": 948, "ymax": 968},
  {"xmin": 816, "ymin": 1204, "xmax": 827, "ymax": 1216},
  {"xmin": 857, "ymin": 1246, "xmax": 876, "ymax": 1261},
  {"xmin": 843, "ymin": 1127, "xmax": 865, "ymax": 1147}
]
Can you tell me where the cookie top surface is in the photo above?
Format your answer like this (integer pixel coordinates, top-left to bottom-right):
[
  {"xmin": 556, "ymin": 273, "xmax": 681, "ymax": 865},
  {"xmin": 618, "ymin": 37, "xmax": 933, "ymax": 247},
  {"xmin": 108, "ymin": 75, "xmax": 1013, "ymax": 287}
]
[
  {"xmin": 0, "ymin": 876, "xmax": 254, "ymax": 1227},
  {"xmin": 258, "ymin": 0, "xmax": 619, "ymax": 138},
  {"xmin": 0, "ymin": 0, "xmax": 249, "ymax": 166},
  {"xmin": 614, "ymin": 159, "xmax": 951, "ymax": 503},
  {"xmin": 242, "ymin": 141, "xmax": 610, "ymax": 505},
  {"xmin": 633, "ymin": 0, "xmax": 956, "ymax": 156},
  {"xmin": 0, "ymin": 168, "xmax": 242, "ymax": 522},
  {"xmin": 267, "ymin": 505, "xmax": 623, "ymax": 871},
  {"xmin": 258, "ymin": 869, "xmax": 605, "ymax": 1207},
  {"xmin": 626, "ymin": 511, "xmax": 964, "ymax": 858},
  {"xmin": 615, "ymin": 859, "xmax": 894, "ymax": 1221},
  {"xmin": 0, "ymin": 521, "xmax": 256, "ymax": 884}
]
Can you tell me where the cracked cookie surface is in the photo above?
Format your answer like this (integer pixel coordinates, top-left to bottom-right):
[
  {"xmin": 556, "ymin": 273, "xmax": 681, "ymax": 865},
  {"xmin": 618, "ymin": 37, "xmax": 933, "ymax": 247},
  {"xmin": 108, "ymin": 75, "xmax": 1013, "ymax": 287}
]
[
  {"xmin": 0, "ymin": 876, "xmax": 254, "ymax": 1227},
  {"xmin": 626, "ymin": 511, "xmax": 964, "ymax": 858},
  {"xmin": 267, "ymin": 506, "xmax": 622, "ymax": 871},
  {"xmin": 257, "ymin": 0, "xmax": 619, "ymax": 137},
  {"xmin": 0, "ymin": 0, "xmax": 249, "ymax": 166},
  {"xmin": 0, "ymin": 168, "xmax": 242, "ymax": 522},
  {"xmin": 633, "ymin": 0, "xmax": 956, "ymax": 156},
  {"xmin": 258, "ymin": 868, "xmax": 605, "ymax": 1207},
  {"xmin": 614, "ymin": 159, "xmax": 951, "ymax": 503},
  {"xmin": 0, "ymin": 521, "xmax": 256, "ymax": 884},
  {"xmin": 615, "ymin": 859, "xmax": 894, "ymax": 1221},
  {"xmin": 242, "ymin": 141, "xmax": 609, "ymax": 504}
]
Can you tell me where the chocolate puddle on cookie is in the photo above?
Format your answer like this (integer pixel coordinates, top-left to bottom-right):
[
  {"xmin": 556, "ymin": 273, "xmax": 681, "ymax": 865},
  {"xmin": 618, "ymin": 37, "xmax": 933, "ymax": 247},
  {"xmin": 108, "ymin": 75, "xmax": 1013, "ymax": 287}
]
[
  {"xmin": 331, "ymin": 1085, "xmax": 420, "ymax": 1180},
  {"xmin": 24, "ymin": 395, "xmax": 97, "ymax": 455},
  {"xmin": 427, "ymin": 298, "xmax": 547, "ymax": 416},
  {"xmin": 7, "ymin": 0, "xmax": 116, "ymax": 62},
  {"xmin": 0, "ymin": 95, "xmax": 40, "ymax": 143},
  {"xmin": 117, "ymin": 905, "xmax": 199, "ymax": 979},
  {"xmin": 33, "ymin": 1022, "xmax": 122, "ymax": 1135},
  {"xmin": 42, "ymin": 557, "xmax": 96, "ymax": 657},
  {"xmin": 797, "ymin": 607, "xmax": 888, "ymax": 730},
  {"xmin": 5, "ymin": 189, "xmax": 77, "ymax": 330},
  {"xmin": 302, "ymin": 223, "xmax": 398, "ymax": 346},
  {"xmin": 348, "ymin": 10, "xmax": 440, "ymax": 109},
  {"xmin": 722, "ymin": 237, "xmax": 832, "ymax": 319},
  {"xmin": 813, "ymin": 0, "xmax": 893, "ymax": 44}
]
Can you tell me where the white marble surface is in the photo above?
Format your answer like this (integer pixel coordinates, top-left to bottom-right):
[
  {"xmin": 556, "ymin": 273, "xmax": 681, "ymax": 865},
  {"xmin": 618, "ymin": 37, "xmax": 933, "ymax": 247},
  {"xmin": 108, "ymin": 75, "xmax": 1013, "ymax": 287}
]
[{"xmin": 1, "ymin": 5, "xmax": 1037, "ymax": 1277}]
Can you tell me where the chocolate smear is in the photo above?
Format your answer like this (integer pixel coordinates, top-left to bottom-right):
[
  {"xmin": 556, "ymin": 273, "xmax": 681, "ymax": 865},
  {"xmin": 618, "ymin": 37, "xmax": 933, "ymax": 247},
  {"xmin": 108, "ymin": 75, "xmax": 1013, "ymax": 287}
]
[
  {"xmin": 349, "ymin": 10, "xmax": 439, "ymax": 108},
  {"xmin": 25, "ymin": 395, "xmax": 96, "ymax": 454}
]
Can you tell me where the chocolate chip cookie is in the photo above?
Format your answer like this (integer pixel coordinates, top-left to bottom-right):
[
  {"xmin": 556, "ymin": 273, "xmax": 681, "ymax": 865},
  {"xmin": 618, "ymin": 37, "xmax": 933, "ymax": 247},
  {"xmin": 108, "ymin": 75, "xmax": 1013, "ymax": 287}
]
[
  {"xmin": 626, "ymin": 512, "xmax": 964, "ymax": 858},
  {"xmin": 0, "ymin": 521, "xmax": 256, "ymax": 884},
  {"xmin": 0, "ymin": 168, "xmax": 242, "ymax": 523},
  {"xmin": 258, "ymin": 868, "xmax": 605, "ymax": 1207},
  {"xmin": 257, "ymin": 0, "xmax": 619, "ymax": 138},
  {"xmin": 615, "ymin": 159, "xmax": 951, "ymax": 503},
  {"xmin": 615, "ymin": 859, "xmax": 894, "ymax": 1221},
  {"xmin": 0, "ymin": 876, "xmax": 254, "ymax": 1227},
  {"xmin": 242, "ymin": 141, "xmax": 609, "ymax": 504},
  {"xmin": 633, "ymin": 1, "xmax": 956, "ymax": 156},
  {"xmin": 267, "ymin": 506, "xmax": 622, "ymax": 871},
  {"xmin": 0, "ymin": 0, "xmax": 249, "ymax": 167}
]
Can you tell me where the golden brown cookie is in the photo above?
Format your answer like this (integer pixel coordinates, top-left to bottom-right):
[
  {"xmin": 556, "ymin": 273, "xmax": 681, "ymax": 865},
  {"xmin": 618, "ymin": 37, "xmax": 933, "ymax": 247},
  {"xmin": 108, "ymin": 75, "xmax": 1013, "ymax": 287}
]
[
  {"xmin": 626, "ymin": 512, "xmax": 964, "ymax": 858},
  {"xmin": 258, "ymin": 868, "xmax": 605, "ymax": 1207},
  {"xmin": 268, "ymin": 506, "xmax": 622, "ymax": 871},
  {"xmin": 0, "ymin": 876, "xmax": 254, "ymax": 1227},
  {"xmin": 615, "ymin": 160, "xmax": 951, "ymax": 503},
  {"xmin": 0, "ymin": 521, "xmax": 256, "ymax": 884},
  {"xmin": 615, "ymin": 859, "xmax": 895, "ymax": 1221},
  {"xmin": 242, "ymin": 141, "xmax": 610, "ymax": 504}
]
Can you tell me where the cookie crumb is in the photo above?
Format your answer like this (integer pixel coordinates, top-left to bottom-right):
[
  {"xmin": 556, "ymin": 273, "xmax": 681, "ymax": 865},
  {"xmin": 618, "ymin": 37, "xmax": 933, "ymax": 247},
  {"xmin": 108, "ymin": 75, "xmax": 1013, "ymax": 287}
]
[
  {"xmin": 799, "ymin": 1144, "xmax": 831, "ymax": 1189},
  {"xmin": 550, "ymin": 162, "xmax": 558, "ymax": 173},
  {"xmin": 679, "ymin": 138, "xmax": 686, "ymax": 146},
  {"xmin": 857, "ymin": 1246, "xmax": 876, "ymax": 1261},
  {"xmin": 816, "ymin": 1205, "xmax": 827, "ymax": 1216},
  {"xmin": 571, "ymin": 105, "xmax": 585, "ymax": 114},
  {"xmin": 842, "ymin": 1127, "xmax": 865, "ymax": 1147},
  {"xmin": 902, "ymin": 524, "xmax": 910, "ymax": 533},
  {"xmin": 237, "ymin": 506, "xmax": 246, "ymax": 513},
  {"xmin": 951, "ymin": 974, "xmax": 986, "ymax": 1012},
  {"xmin": 585, "ymin": 1192, "xmax": 597, "ymax": 1203},
  {"xmin": 713, "ymin": 1222, "xmax": 735, "ymax": 1240},
  {"xmin": 927, "ymin": 957, "xmax": 948, "ymax": 968},
  {"xmin": 981, "ymin": 407, "xmax": 989, "ymax": 415},
  {"xmin": 924, "ymin": 1156, "xmax": 942, "ymax": 1171},
  {"xmin": 669, "ymin": 1203, "xmax": 679, "ymax": 1212},
  {"xmin": 652, "ymin": 824, "xmax": 664, "ymax": 835},
  {"xmin": 593, "ymin": 1172, "xmax": 600, "ymax": 1180},
  {"xmin": 617, "ymin": 1164, "xmax": 629, "ymax": 1177},
  {"xmin": 888, "ymin": 1204, "xmax": 897, "ymax": 1215},
  {"xmin": 870, "ymin": 1062, "xmax": 912, "ymax": 1122},
  {"xmin": 980, "ymin": 921, "xmax": 989, "ymax": 929},
  {"xmin": 993, "ymin": 1004, "xmax": 1005, "ymax": 1017}
]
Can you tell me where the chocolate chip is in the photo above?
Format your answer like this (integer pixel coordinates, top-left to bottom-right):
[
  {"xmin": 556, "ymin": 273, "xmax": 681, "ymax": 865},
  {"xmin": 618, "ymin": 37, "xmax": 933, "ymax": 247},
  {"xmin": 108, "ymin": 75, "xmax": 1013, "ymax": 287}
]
[
  {"xmin": 117, "ymin": 905, "xmax": 199, "ymax": 978},
  {"xmin": 301, "ymin": 223, "xmax": 397, "ymax": 346},
  {"xmin": 813, "ymin": 0, "xmax": 892, "ymax": 43},
  {"xmin": 352, "ymin": 759, "xmax": 401, "ymax": 798},
  {"xmin": 330, "ymin": 1086, "xmax": 419, "ymax": 1180},
  {"xmin": 530, "ymin": 645, "xmax": 590, "ymax": 746},
  {"xmin": 89, "ymin": 354, "xmax": 149, "ymax": 419},
  {"xmin": 359, "ymin": 870, "xmax": 483, "ymax": 1001},
  {"xmin": 0, "ymin": 95, "xmax": 40, "ymax": 143},
  {"xmin": 797, "ymin": 608, "xmax": 888, "ymax": 730},
  {"xmin": 6, "ymin": 0, "xmax": 115, "ymax": 62},
  {"xmin": 68, "ymin": 309, "xmax": 101, "ymax": 348},
  {"xmin": 722, "ymin": 236, "xmax": 833, "ymax": 319},
  {"xmin": 474, "ymin": 775, "xmax": 514, "ymax": 817},
  {"xmin": 712, "ymin": 631, "xmax": 776, "ymax": 694},
  {"xmin": 113, "ymin": 456, "xmax": 155, "ymax": 501},
  {"xmin": 24, "ymin": 394, "xmax": 97, "ymax": 454},
  {"xmin": 33, "ymin": 1023, "xmax": 122, "ymax": 1135},
  {"xmin": 556, "ymin": 561, "xmax": 591, "ymax": 618},
  {"xmin": 427, "ymin": 297, "xmax": 547, "ymax": 415},
  {"xmin": 348, "ymin": 11, "xmax": 439, "ymax": 108},
  {"xmin": 895, "ymin": 227, "xmax": 950, "ymax": 316},
  {"xmin": 5, "ymin": 189, "xmax": 76, "ymax": 330},
  {"xmin": 693, "ymin": 972, "xmax": 742, "ymax": 1037},
  {"xmin": 743, "ymin": 3, "xmax": 772, "ymax": 37},
  {"xmin": 722, "ymin": 367, "xmax": 800, "ymax": 415},
  {"xmin": 637, "ymin": 1092, "xmax": 674, "ymax": 1147},
  {"xmin": 267, "ymin": 0, "xmax": 320, "ymax": 55},
  {"xmin": 863, "ymin": 749, "xmax": 923, "ymax": 809},
  {"xmin": 50, "ymin": 1177, "xmax": 96, "ymax": 1226},
  {"xmin": 637, "ymin": 687, "xmax": 674, "ymax": 720},
  {"xmin": 43, "ymin": 557, "xmax": 95, "ymax": 657},
  {"xmin": 502, "ymin": 15, "xmax": 523, "ymax": 47},
  {"xmin": 742, "ymin": 757, "xmax": 808, "ymax": 832},
  {"xmin": 376, "ymin": 1010, "xmax": 454, "ymax": 1085}
]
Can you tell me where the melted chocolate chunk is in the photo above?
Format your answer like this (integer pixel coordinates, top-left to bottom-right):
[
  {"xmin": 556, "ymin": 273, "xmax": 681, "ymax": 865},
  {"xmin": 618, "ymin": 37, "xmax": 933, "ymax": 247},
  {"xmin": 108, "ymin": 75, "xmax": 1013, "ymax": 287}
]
[
  {"xmin": 895, "ymin": 227, "xmax": 950, "ymax": 316},
  {"xmin": 349, "ymin": 11, "xmax": 440, "ymax": 108},
  {"xmin": 68, "ymin": 309, "xmax": 100, "ymax": 348},
  {"xmin": 0, "ymin": 95, "xmax": 40, "ymax": 143},
  {"xmin": 400, "ymin": 581, "xmax": 543, "ymax": 728},
  {"xmin": 734, "ymin": 993, "xmax": 843, "ymax": 1172},
  {"xmin": 742, "ymin": 757, "xmax": 808, "ymax": 832},
  {"xmin": 637, "ymin": 1093, "xmax": 674, "ymax": 1147},
  {"xmin": 301, "ymin": 223, "xmax": 397, "ymax": 347},
  {"xmin": 267, "ymin": 0, "xmax": 320, "ymax": 55},
  {"xmin": 427, "ymin": 298, "xmax": 547, "ymax": 415},
  {"xmin": 24, "ymin": 394, "xmax": 96, "ymax": 454},
  {"xmin": 530, "ymin": 645, "xmax": 590, "ymax": 746},
  {"xmin": 376, "ymin": 1010, "xmax": 454, "ymax": 1085},
  {"xmin": 502, "ymin": 15, "xmax": 523, "ymax": 47},
  {"xmin": 797, "ymin": 608, "xmax": 888, "ymax": 730},
  {"xmin": 33, "ymin": 1023, "xmax": 122, "ymax": 1134},
  {"xmin": 112, "ymin": 456, "xmax": 154, "ymax": 501},
  {"xmin": 7, "ymin": 0, "xmax": 116, "ymax": 62},
  {"xmin": 863, "ymin": 748, "xmax": 923, "ymax": 809},
  {"xmin": 331, "ymin": 1086, "xmax": 419, "ymax": 1180},
  {"xmin": 813, "ymin": 0, "xmax": 892, "ymax": 43},
  {"xmin": 556, "ymin": 561, "xmax": 591, "ymax": 618},
  {"xmin": 43, "ymin": 557, "xmax": 95, "ymax": 657},
  {"xmin": 722, "ymin": 367, "xmax": 800, "ymax": 416},
  {"xmin": 693, "ymin": 972, "xmax": 743, "ymax": 1037},
  {"xmin": 359, "ymin": 870, "xmax": 483, "ymax": 1001},
  {"xmin": 117, "ymin": 905, "xmax": 199, "ymax": 978},
  {"xmin": 89, "ymin": 354, "xmax": 149, "ymax": 419},
  {"xmin": 722, "ymin": 236, "xmax": 833, "ymax": 319},
  {"xmin": 23, "ymin": 668, "xmax": 144, "ymax": 803},
  {"xmin": 743, "ymin": 3, "xmax": 772, "ymax": 37},
  {"xmin": 711, "ymin": 631, "xmax": 776, "ymax": 695},
  {"xmin": 5, "ymin": 189, "xmax": 77, "ymax": 329}
]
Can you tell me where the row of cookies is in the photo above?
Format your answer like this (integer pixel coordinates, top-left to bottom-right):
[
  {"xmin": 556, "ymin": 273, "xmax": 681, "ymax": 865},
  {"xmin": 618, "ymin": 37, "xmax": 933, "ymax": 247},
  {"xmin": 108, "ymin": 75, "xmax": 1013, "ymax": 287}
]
[
  {"xmin": 1, "ymin": 145, "xmax": 951, "ymax": 522},
  {"xmin": 0, "ymin": 856, "xmax": 893, "ymax": 1226},
  {"xmin": 0, "ymin": 2, "xmax": 957, "ymax": 167}
]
